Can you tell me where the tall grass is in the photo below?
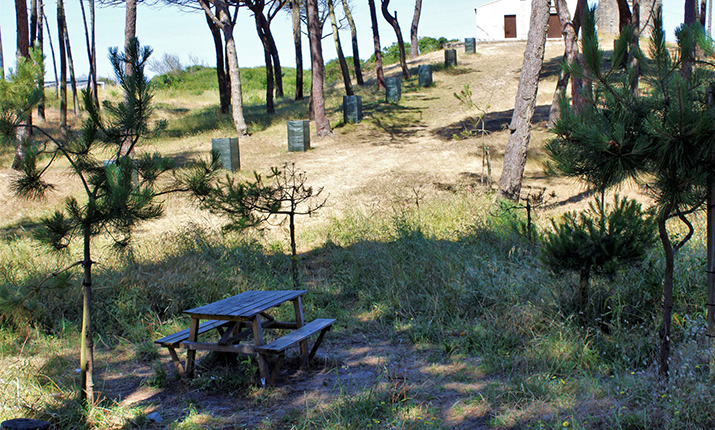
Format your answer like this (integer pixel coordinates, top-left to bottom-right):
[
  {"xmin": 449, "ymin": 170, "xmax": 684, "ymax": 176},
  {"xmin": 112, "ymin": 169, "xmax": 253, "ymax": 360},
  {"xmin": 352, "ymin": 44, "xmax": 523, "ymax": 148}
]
[{"xmin": 1, "ymin": 188, "xmax": 714, "ymax": 428}]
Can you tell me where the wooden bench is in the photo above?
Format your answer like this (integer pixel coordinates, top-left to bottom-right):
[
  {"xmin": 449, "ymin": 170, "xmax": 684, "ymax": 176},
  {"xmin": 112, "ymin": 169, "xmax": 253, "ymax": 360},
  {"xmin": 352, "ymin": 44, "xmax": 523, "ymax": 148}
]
[
  {"xmin": 155, "ymin": 319, "xmax": 231, "ymax": 375},
  {"xmin": 256, "ymin": 318, "xmax": 336, "ymax": 385}
]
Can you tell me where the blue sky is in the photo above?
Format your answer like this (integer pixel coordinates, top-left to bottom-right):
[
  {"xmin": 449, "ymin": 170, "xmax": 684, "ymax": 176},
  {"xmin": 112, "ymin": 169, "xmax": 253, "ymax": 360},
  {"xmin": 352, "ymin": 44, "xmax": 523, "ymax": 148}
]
[{"xmin": 0, "ymin": 0, "xmax": 686, "ymax": 80}]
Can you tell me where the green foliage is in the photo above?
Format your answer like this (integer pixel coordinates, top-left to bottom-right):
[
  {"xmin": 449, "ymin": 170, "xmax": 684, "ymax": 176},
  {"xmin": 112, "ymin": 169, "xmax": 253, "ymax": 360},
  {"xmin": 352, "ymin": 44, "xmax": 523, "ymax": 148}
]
[
  {"xmin": 542, "ymin": 196, "xmax": 655, "ymax": 277},
  {"xmin": 151, "ymin": 65, "xmax": 311, "ymax": 99},
  {"xmin": 0, "ymin": 48, "xmax": 43, "ymax": 144},
  {"xmin": 365, "ymin": 37, "xmax": 452, "ymax": 66}
]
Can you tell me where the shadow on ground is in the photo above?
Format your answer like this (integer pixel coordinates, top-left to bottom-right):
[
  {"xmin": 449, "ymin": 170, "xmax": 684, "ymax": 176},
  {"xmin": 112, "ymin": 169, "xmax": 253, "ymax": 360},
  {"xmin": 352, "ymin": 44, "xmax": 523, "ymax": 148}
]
[{"xmin": 432, "ymin": 104, "xmax": 551, "ymax": 141}]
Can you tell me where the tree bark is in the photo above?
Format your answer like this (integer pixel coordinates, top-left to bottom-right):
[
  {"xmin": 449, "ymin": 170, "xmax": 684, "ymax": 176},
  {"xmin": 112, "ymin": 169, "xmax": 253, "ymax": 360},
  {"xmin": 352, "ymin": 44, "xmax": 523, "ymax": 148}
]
[
  {"xmin": 549, "ymin": 0, "xmax": 583, "ymax": 125},
  {"xmin": 291, "ymin": 0, "xmax": 304, "ymax": 99},
  {"xmin": 498, "ymin": 0, "xmax": 549, "ymax": 201},
  {"xmin": 701, "ymin": 0, "xmax": 708, "ymax": 26},
  {"xmin": 63, "ymin": 19, "xmax": 79, "ymax": 115},
  {"xmin": 201, "ymin": 0, "xmax": 248, "ymax": 136},
  {"xmin": 36, "ymin": 0, "xmax": 45, "ymax": 121},
  {"xmin": 327, "ymin": 0, "xmax": 353, "ymax": 96},
  {"xmin": 44, "ymin": 13, "xmax": 59, "ymax": 99},
  {"xmin": 381, "ymin": 0, "xmax": 410, "ymax": 79},
  {"xmin": 684, "ymin": 0, "xmax": 697, "ymax": 78},
  {"xmin": 13, "ymin": 0, "xmax": 31, "ymax": 170},
  {"xmin": 307, "ymin": 0, "xmax": 331, "ymax": 136},
  {"xmin": 30, "ymin": 0, "xmax": 38, "ymax": 47},
  {"xmin": 251, "ymin": 7, "xmax": 276, "ymax": 114},
  {"xmin": 80, "ymin": 226, "xmax": 95, "ymax": 405},
  {"xmin": 89, "ymin": 0, "xmax": 98, "ymax": 107},
  {"xmin": 341, "ymin": 0, "xmax": 363, "ymax": 85},
  {"xmin": 629, "ymin": 0, "xmax": 641, "ymax": 89},
  {"xmin": 58, "ymin": 0, "xmax": 68, "ymax": 140},
  {"xmin": 79, "ymin": 0, "xmax": 99, "ymax": 110},
  {"xmin": 657, "ymin": 208, "xmax": 675, "ymax": 380},
  {"xmin": 367, "ymin": 0, "xmax": 385, "ymax": 89},
  {"xmin": 203, "ymin": 0, "xmax": 230, "ymax": 114},
  {"xmin": 708, "ymin": 0, "xmax": 713, "ymax": 36},
  {"xmin": 124, "ymin": 0, "xmax": 137, "ymax": 77},
  {"xmin": 265, "ymin": 3, "xmax": 284, "ymax": 99},
  {"xmin": 120, "ymin": 0, "xmax": 137, "ymax": 156},
  {"xmin": 410, "ymin": 0, "xmax": 422, "ymax": 60},
  {"xmin": 617, "ymin": 0, "xmax": 632, "ymax": 32}
]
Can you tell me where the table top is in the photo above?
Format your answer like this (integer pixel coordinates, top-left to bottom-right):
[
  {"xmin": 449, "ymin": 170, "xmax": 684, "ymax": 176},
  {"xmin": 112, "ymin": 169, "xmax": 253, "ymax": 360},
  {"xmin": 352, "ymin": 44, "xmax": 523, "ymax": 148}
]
[{"xmin": 184, "ymin": 290, "xmax": 307, "ymax": 320}]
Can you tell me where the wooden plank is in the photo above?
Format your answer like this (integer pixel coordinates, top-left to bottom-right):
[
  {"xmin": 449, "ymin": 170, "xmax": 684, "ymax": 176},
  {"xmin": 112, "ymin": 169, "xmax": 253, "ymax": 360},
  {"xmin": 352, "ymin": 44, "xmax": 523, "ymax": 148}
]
[
  {"xmin": 257, "ymin": 318, "xmax": 335, "ymax": 353},
  {"xmin": 184, "ymin": 290, "xmax": 307, "ymax": 319},
  {"xmin": 181, "ymin": 341, "xmax": 256, "ymax": 354},
  {"xmin": 155, "ymin": 320, "xmax": 229, "ymax": 346}
]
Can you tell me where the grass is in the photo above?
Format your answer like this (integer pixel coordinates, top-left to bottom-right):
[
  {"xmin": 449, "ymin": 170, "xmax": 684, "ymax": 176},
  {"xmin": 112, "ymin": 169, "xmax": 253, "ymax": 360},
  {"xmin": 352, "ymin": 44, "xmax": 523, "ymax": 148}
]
[{"xmin": 2, "ymin": 41, "xmax": 715, "ymax": 429}]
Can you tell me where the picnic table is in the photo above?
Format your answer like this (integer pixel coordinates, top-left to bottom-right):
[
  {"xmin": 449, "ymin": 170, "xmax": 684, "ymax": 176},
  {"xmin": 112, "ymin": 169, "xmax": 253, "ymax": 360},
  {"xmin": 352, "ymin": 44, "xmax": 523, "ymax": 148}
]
[{"xmin": 155, "ymin": 290, "xmax": 335, "ymax": 385}]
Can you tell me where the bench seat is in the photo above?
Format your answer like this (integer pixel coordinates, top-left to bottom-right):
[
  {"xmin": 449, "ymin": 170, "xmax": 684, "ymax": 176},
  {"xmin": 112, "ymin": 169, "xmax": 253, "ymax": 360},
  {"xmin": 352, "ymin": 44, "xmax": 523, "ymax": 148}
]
[
  {"xmin": 155, "ymin": 320, "xmax": 231, "ymax": 374},
  {"xmin": 256, "ymin": 318, "xmax": 336, "ymax": 384}
]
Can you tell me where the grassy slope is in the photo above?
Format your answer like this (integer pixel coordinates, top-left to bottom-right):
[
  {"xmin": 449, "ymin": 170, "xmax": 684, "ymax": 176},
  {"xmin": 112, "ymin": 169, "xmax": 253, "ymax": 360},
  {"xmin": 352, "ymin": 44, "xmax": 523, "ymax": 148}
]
[{"xmin": 0, "ymin": 43, "xmax": 713, "ymax": 429}]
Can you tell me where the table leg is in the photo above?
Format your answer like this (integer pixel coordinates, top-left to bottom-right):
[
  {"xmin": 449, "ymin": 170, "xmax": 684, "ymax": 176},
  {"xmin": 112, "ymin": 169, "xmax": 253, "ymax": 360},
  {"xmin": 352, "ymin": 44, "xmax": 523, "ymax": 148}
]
[
  {"xmin": 185, "ymin": 317, "xmax": 200, "ymax": 378},
  {"xmin": 251, "ymin": 316, "xmax": 270, "ymax": 385},
  {"xmin": 292, "ymin": 297, "xmax": 308, "ymax": 366}
]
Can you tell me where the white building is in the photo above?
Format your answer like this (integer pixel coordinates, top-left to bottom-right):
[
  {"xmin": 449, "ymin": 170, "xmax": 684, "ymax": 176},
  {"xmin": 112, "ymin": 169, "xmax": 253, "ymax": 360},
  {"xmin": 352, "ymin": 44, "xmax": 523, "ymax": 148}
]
[{"xmin": 475, "ymin": 0, "xmax": 579, "ymax": 41}]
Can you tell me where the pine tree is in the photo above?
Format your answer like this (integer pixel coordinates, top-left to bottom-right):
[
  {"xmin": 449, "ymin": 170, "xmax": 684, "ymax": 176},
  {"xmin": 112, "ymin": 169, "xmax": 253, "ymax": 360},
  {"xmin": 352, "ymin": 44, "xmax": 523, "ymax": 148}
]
[
  {"xmin": 545, "ymin": 6, "xmax": 715, "ymax": 379},
  {"xmin": 0, "ymin": 38, "xmax": 218, "ymax": 404}
]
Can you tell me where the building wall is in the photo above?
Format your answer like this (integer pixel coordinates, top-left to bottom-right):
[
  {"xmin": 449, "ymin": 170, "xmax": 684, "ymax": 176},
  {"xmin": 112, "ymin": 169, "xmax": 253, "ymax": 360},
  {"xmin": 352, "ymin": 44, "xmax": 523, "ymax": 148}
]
[{"xmin": 475, "ymin": 0, "xmax": 578, "ymax": 41}]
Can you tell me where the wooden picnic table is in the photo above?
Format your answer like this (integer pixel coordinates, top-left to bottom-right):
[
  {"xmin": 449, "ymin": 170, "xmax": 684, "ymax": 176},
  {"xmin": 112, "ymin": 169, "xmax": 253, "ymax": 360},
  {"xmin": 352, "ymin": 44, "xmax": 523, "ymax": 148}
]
[{"xmin": 155, "ymin": 290, "xmax": 335, "ymax": 385}]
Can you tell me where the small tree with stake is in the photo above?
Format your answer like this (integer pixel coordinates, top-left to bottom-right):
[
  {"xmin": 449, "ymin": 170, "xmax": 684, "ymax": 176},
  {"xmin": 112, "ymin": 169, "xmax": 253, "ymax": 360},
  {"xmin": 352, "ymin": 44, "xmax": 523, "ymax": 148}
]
[
  {"xmin": 545, "ymin": 6, "xmax": 715, "ymax": 379},
  {"xmin": 195, "ymin": 163, "xmax": 326, "ymax": 288},
  {"xmin": 0, "ymin": 38, "xmax": 217, "ymax": 405}
]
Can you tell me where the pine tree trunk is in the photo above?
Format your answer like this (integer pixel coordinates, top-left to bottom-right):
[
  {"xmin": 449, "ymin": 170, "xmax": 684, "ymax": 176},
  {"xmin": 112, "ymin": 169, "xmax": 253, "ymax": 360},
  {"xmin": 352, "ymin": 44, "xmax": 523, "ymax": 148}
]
[
  {"xmin": 124, "ymin": 0, "xmax": 137, "ymax": 77},
  {"xmin": 254, "ymin": 13, "xmax": 276, "ymax": 114},
  {"xmin": 121, "ymin": 0, "xmax": 137, "ymax": 156},
  {"xmin": 410, "ymin": 0, "xmax": 422, "ymax": 60},
  {"xmin": 265, "ymin": 26, "xmax": 283, "ymax": 99},
  {"xmin": 13, "ymin": 0, "xmax": 31, "ymax": 170},
  {"xmin": 30, "ymin": 0, "xmax": 38, "ymax": 48},
  {"xmin": 63, "ymin": 19, "xmax": 79, "ymax": 115},
  {"xmin": 307, "ymin": 0, "xmax": 331, "ymax": 136},
  {"xmin": 291, "ymin": 0, "xmax": 304, "ymax": 100},
  {"xmin": 199, "ymin": 0, "xmax": 248, "ymax": 136},
  {"xmin": 367, "ymin": 0, "xmax": 385, "ymax": 89},
  {"xmin": 89, "ymin": 0, "xmax": 98, "ymax": 108},
  {"xmin": 630, "ymin": 0, "xmax": 641, "ymax": 89},
  {"xmin": 657, "ymin": 207, "xmax": 675, "ymax": 380},
  {"xmin": 58, "ymin": 0, "xmax": 68, "ymax": 140},
  {"xmin": 341, "ymin": 0, "xmax": 363, "ymax": 86},
  {"xmin": 80, "ymin": 226, "xmax": 95, "ymax": 405},
  {"xmin": 224, "ymin": 29, "xmax": 248, "ymax": 135},
  {"xmin": 381, "ymin": 1, "xmax": 410, "ymax": 79},
  {"xmin": 549, "ymin": 0, "xmax": 582, "ymax": 125},
  {"xmin": 204, "ymin": 5, "xmax": 230, "ymax": 114},
  {"xmin": 44, "ymin": 14, "xmax": 59, "ymax": 99},
  {"xmin": 327, "ymin": 0, "xmax": 353, "ymax": 96},
  {"xmin": 37, "ymin": 0, "xmax": 46, "ymax": 121},
  {"xmin": 79, "ymin": 0, "xmax": 98, "ymax": 110},
  {"xmin": 498, "ymin": 0, "xmax": 549, "ymax": 201}
]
